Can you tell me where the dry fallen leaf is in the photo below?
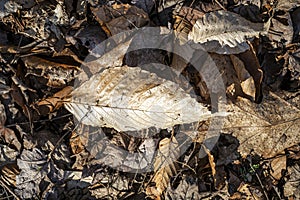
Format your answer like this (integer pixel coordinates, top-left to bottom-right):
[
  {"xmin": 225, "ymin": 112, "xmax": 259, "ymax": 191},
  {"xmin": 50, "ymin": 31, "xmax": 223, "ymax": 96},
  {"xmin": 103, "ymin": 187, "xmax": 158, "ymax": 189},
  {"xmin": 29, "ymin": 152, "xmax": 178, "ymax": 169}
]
[
  {"xmin": 91, "ymin": 4, "xmax": 149, "ymax": 36},
  {"xmin": 35, "ymin": 86, "xmax": 73, "ymax": 115},
  {"xmin": 231, "ymin": 41, "xmax": 263, "ymax": 103},
  {"xmin": 22, "ymin": 56, "xmax": 80, "ymax": 88},
  {"xmin": 146, "ymin": 136, "xmax": 179, "ymax": 199},
  {"xmin": 0, "ymin": 163, "xmax": 19, "ymax": 187},
  {"xmin": 0, "ymin": 103, "xmax": 21, "ymax": 151},
  {"xmin": 284, "ymin": 163, "xmax": 300, "ymax": 199},
  {"xmin": 270, "ymin": 155, "xmax": 286, "ymax": 181},
  {"xmin": 223, "ymin": 92, "xmax": 300, "ymax": 158},
  {"xmin": 189, "ymin": 10, "xmax": 269, "ymax": 54},
  {"xmin": 64, "ymin": 66, "xmax": 214, "ymax": 132}
]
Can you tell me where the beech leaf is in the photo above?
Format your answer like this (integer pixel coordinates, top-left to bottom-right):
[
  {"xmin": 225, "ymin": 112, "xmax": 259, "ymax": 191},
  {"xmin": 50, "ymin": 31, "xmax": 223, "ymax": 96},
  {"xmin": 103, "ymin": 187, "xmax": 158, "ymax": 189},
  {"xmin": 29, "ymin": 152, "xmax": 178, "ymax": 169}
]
[
  {"xmin": 189, "ymin": 10, "xmax": 270, "ymax": 54},
  {"xmin": 65, "ymin": 66, "xmax": 213, "ymax": 132}
]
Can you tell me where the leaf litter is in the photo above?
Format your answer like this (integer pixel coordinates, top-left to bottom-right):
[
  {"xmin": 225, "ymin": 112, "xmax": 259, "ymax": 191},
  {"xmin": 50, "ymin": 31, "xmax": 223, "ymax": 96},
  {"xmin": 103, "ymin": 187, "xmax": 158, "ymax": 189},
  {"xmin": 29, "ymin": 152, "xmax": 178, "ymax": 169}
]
[{"xmin": 0, "ymin": 0, "xmax": 299, "ymax": 199}]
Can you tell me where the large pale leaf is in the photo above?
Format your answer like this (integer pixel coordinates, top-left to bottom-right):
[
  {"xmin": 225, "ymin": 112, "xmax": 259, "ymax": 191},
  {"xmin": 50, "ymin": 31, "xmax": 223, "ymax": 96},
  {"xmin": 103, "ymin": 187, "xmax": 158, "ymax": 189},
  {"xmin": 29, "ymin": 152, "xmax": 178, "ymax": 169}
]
[
  {"xmin": 189, "ymin": 10, "xmax": 269, "ymax": 54},
  {"xmin": 64, "ymin": 66, "xmax": 211, "ymax": 132}
]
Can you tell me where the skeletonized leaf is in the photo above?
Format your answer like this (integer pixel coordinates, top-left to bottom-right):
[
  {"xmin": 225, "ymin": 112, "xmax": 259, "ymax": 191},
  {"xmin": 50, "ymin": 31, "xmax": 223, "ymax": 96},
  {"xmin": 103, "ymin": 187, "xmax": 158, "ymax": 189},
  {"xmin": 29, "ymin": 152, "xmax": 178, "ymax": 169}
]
[
  {"xmin": 64, "ymin": 66, "xmax": 211, "ymax": 132},
  {"xmin": 189, "ymin": 10, "xmax": 269, "ymax": 54},
  {"xmin": 146, "ymin": 137, "xmax": 179, "ymax": 199}
]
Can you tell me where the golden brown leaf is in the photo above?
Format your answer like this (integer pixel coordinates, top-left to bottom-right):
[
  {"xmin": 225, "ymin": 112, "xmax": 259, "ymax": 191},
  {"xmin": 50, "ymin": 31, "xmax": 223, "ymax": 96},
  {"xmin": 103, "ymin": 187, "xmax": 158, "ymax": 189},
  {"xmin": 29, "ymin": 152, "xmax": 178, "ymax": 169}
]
[
  {"xmin": 35, "ymin": 86, "xmax": 73, "ymax": 115},
  {"xmin": 146, "ymin": 137, "xmax": 179, "ymax": 199}
]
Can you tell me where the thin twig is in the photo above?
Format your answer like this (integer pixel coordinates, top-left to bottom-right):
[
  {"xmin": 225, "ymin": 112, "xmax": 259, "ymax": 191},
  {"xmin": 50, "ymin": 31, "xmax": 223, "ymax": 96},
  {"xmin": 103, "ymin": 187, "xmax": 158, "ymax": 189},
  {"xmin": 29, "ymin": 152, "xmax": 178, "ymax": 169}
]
[
  {"xmin": 0, "ymin": 179, "xmax": 20, "ymax": 200},
  {"xmin": 47, "ymin": 107, "xmax": 92, "ymax": 162},
  {"xmin": 248, "ymin": 160, "xmax": 269, "ymax": 200},
  {"xmin": 214, "ymin": 0, "xmax": 227, "ymax": 11}
]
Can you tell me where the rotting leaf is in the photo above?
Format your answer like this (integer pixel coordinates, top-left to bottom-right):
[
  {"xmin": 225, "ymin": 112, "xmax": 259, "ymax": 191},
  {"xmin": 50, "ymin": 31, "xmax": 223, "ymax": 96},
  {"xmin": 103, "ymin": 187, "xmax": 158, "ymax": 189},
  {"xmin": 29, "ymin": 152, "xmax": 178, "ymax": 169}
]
[
  {"xmin": 0, "ymin": 103, "xmax": 21, "ymax": 151},
  {"xmin": 74, "ymin": 25, "xmax": 107, "ymax": 52},
  {"xmin": 22, "ymin": 56, "xmax": 80, "ymax": 88},
  {"xmin": 15, "ymin": 148, "xmax": 47, "ymax": 199},
  {"xmin": 64, "ymin": 66, "xmax": 214, "ymax": 132},
  {"xmin": 173, "ymin": 6, "xmax": 204, "ymax": 43},
  {"xmin": 91, "ymin": 4, "xmax": 149, "ymax": 36},
  {"xmin": 146, "ymin": 136, "xmax": 179, "ymax": 199},
  {"xmin": 165, "ymin": 176, "xmax": 201, "ymax": 200},
  {"xmin": 268, "ymin": 6, "xmax": 294, "ymax": 45},
  {"xmin": 230, "ymin": 54, "xmax": 256, "ymax": 99}
]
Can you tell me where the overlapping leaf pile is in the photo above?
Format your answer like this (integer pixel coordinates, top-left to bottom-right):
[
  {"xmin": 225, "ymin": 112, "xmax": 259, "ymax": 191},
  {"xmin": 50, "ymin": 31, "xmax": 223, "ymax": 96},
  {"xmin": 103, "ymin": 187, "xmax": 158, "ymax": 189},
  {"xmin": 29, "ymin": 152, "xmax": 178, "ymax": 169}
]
[{"xmin": 0, "ymin": 0, "xmax": 300, "ymax": 199}]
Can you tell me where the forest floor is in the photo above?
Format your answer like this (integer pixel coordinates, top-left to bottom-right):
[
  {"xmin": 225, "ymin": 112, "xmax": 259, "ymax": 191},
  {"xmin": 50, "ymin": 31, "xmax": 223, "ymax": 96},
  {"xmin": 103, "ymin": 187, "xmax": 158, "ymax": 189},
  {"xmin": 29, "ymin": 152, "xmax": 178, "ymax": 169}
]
[{"xmin": 0, "ymin": 0, "xmax": 300, "ymax": 199}]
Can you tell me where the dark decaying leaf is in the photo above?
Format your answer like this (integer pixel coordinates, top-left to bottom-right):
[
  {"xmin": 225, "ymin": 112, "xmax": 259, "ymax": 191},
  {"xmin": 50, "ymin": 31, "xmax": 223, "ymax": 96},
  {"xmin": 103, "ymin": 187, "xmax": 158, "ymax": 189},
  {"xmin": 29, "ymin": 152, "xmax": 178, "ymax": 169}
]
[
  {"xmin": 74, "ymin": 25, "xmax": 107, "ymax": 51},
  {"xmin": 189, "ymin": 0, "xmax": 225, "ymax": 13},
  {"xmin": 282, "ymin": 46, "xmax": 300, "ymax": 90},
  {"xmin": 268, "ymin": 5, "xmax": 294, "ymax": 45},
  {"xmin": 92, "ymin": 4, "xmax": 149, "ymax": 36},
  {"xmin": 165, "ymin": 175, "xmax": 230, "ymax": 200},
  {"xmin": 0, "ymin": 103, "xmax": 21, "ymax": 151},
  {"xmin": 173, "ymin": 6, "xmax": 204, "ymax": 42},
  {"xmin": 164, "ymin": 176, "xmax": 201, "ymax": 200},
  {"xmin": 15, "ymin": 148, "xmax": 47, "ymax": 199},
  {"xmin": 22, "ymin": 56, "xmax": 80, "ymax": 88},
  {"xmin": 131, "ymin": 0, "xmax": 155, "ymax": 14}
]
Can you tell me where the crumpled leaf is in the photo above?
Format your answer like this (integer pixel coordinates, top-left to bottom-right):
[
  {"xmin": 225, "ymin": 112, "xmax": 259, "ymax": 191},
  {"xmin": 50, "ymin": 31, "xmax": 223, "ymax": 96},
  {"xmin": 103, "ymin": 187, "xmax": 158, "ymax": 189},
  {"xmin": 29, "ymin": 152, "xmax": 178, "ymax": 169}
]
[
  {"xmin": 0, "ymin": 0, "xmax": 21, "ymax": 18},
  {"xmin": 165, "ymin": 175, "xmax": 230, "ymax": 200},
  {"xmin": 146, "ymin": 137, "xmax": 179, "ymax": 199},
  {"xmin": 165, "ymin": 176, "xmax": 201, "ymax": 200},
  {"xmin": 275, "ymin": 0, "xmax": 300, "ymax": 12},
  {"xmin": 91, "ymin": 4, "xmax": 149, "ymax": 36},
  {"xmin": 189, "ymin": 10, "xmax": 269, "ymax": 54},
  {"xmin": 0, "ymin": 103, "xmax": 21, "ymax": 151},
  {"xmin": 36, "ymin": 86, "xmax": 73, "ymax": 115},
  {"xmin": 131, "ymin": 0, "xmax": 155, "ymax": 14},
  {"xmin": 173, "ymin": 7, "xmax": 204, "ymax": 43},
  {"xmin": 15, "ymin": 148, "xmax": 47, "ymax": 199},
  {"xmin": 22, "ymin": 56, "xmax": 80, "ymax": 88},
  {"xmin": 268, "ymin": 5, "xmax": 294, "ymax": 45},
  {"xmin": 74, "ymin": 24, "xmax": 107, "ymax": 52},
  {"xmin": 89, "ymin": 173, "xmax": 130, "ymax": 199},
  {"xmin": 65, "ymin": 66, "xmax": 212, "ymax": 132},
  {"xmin": 46, "ymin": 179, "xmax": 96, "ymax": 199},
  {"xmin": 282, "ymin": 46, "xmax": 300, "ymax": 90},
  {"xmin": 157, "ymin": 0, "xmax": 184, "ymax": 12},
  {"xmin": 0, "ymin": 145, "xmax": 18, "ymax": 162}
]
